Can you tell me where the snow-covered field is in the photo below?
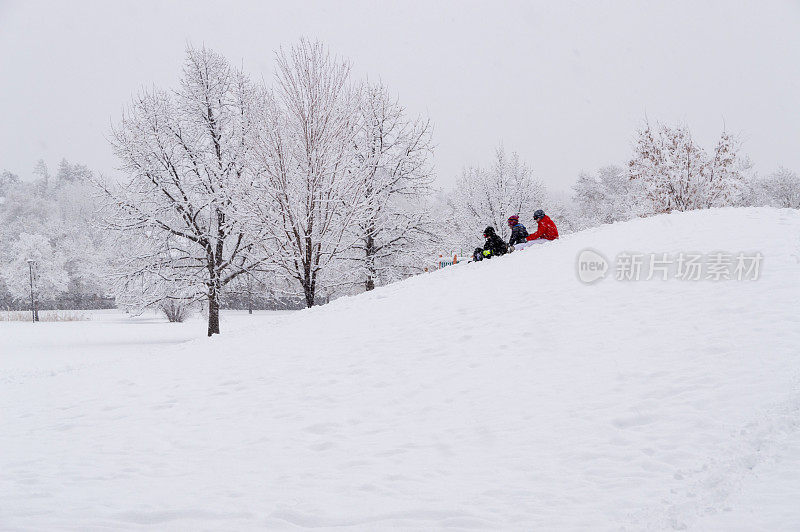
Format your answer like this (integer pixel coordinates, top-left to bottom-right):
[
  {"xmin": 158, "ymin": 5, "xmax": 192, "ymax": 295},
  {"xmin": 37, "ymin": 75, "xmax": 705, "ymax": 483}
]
[
  {"xmin": 2, "ymin": 208, "xmax": 799, "ymax": 530},
  {"xmin": 0, "ymin": 310, "xmax": 290, "ymax": 383}
]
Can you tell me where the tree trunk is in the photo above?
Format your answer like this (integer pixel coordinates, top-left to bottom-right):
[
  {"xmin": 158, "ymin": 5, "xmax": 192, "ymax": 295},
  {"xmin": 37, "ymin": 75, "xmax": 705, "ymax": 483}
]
[
  {"xmin": 207, "ymin": 291, "xmax": 220, "ymax": 336},
  {"xmin": 303, "ymin": 282, "xmax": 315, "ymax": 308},
  {"xmin": 207, "ymin": 270, "xmax": 221, "ymax": 337},
  {"xmin": 364, "ymin": 223, "xmax": 376, "ymax": 292},
  {"xmin": 303, "ymin": 237, "xmax": 316, "ymax": 308},
  {"xmin": 207, "ymin": 210, "xmax": 226, "ymax": 336}
]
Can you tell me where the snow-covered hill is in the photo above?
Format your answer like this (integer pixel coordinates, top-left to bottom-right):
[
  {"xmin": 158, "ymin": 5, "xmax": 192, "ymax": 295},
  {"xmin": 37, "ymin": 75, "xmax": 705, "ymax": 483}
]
[{"xmin": 2, "ymin": 208, "xmax": 800, "ymax": 530}]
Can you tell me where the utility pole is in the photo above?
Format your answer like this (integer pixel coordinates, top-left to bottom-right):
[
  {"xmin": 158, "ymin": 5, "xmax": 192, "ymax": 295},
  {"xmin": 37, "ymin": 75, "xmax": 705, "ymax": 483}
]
[{"xmin": 26, "ymin": 259, "xmax": 37, "ymax": 323}]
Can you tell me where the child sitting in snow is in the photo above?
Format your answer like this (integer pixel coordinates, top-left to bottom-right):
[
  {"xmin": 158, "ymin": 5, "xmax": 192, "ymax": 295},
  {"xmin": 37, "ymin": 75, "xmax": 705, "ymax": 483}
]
[
  {"xmin": 473, "ymin": 226, "xmax": 507, "ymax": 260},
  {"xmin": 511, "ymin": 210, "xmax": 559, "ymax": 250},
  {"xmin": 507, "ymin": 215, "xmax": 529, "ymax": 248}
]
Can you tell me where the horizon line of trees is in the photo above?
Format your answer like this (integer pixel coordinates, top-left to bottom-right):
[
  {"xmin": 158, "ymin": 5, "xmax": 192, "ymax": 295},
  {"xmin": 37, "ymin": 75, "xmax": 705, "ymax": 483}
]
[
  {"xmin": 2, "ymin": 42, "xmax": 799, "ymax": 333},
  {"xmin": 3, "ymin": 126, "xmax": 797, "ymax": 325}
]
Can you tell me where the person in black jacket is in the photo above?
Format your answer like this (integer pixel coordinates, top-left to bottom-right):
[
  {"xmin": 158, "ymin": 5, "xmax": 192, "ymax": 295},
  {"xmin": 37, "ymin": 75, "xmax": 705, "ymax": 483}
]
[
  {"xmin": 507, "ymin": 215, "xmax": 528, "ymax": 248},
  {"xmin": 480, "ymin": 226, "xmax": 508, "ymax": 258}
]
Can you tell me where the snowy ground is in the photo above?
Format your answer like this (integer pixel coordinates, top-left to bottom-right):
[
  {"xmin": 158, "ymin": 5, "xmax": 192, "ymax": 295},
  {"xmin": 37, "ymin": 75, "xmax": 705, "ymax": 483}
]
[
  {"xmin": 2, "ymin": 208, "xmax": 800, "ymax": 530},
  {"xmin": 0, "ymin": 310, "xmax": 290, "ymax": 385}
]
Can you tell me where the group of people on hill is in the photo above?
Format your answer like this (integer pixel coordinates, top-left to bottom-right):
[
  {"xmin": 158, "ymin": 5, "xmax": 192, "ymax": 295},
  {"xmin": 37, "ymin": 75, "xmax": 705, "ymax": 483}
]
[{"xmin": 472, "ymin": 209, "xmax": 559, "ymax": 262}]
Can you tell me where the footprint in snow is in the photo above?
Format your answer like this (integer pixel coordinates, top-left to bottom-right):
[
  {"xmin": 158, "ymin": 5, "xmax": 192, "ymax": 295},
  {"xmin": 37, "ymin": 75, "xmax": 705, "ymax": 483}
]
[
  {"xmin": 303, "ymin": 422, "xmax": 339, "ymax": 435},
  {"xmin": 612, "ymin": 413, "xmax": 656, "ymax": 429},
  {"xmin": 309, "ymin": 441, "xmax": 335, "ymax": 451}
]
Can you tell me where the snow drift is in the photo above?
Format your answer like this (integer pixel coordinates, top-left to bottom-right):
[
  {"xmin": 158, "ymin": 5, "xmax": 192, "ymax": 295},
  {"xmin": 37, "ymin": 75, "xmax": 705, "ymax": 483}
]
[{"xmin": 2, "ymin": 207, "xmax": 800, "ymax": 530}]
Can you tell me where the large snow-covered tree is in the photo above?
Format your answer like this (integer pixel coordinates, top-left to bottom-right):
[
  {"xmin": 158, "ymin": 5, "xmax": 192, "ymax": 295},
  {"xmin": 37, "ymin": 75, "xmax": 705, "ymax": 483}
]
[
  {"xmin": 96, "ymin": 46, "xmax": 268, "ymax": 336},
  {"xmin": 246, "ymin": 39, "xmax": 364, "ymax": 307},
  {"xmin": 350, "ymin": 81, "xmax": 435, "ymax": 291},
  {"xmin": 448, "ymin": 145, "xmax": 547, "ymax": 246}
]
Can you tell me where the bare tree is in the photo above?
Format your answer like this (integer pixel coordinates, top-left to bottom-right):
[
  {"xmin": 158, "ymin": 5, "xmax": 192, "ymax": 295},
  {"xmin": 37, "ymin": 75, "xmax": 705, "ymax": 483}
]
[
  {"xmin": 247, "ymin": 39, "xmax": 364, "ymax": 308},
  {"xmin": 95, "ymin": 46, "xmax": 268, "ymax": 336},
  {"xmin": 351, "ymin": 82, "xmax": 435, "ymax": 291},
  {"xmin": 448, "ymin": 145, "xmax": 547, "ymax": 246}
]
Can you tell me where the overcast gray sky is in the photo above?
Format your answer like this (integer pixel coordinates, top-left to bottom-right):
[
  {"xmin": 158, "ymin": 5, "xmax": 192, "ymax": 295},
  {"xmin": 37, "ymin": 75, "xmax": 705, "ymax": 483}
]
[{"xmin": 1, "ymin": 0, "xmax": 798, "ymax": 192}]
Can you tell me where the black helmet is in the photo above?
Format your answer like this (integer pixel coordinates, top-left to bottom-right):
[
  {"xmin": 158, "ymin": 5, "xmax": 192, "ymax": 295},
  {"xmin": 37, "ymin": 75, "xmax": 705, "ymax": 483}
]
[
  {"xmin": 533, "ymin": 209, "xmax": 545, "ymax": 221},
  {"xmin": 483, "ymin": 226, "xmax": 495, "ymax": 237}
]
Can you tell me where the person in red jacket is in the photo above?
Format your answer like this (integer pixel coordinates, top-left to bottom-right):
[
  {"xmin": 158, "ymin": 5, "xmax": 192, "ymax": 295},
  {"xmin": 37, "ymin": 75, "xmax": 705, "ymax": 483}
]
[
  {"xmin": 527, "ymin": 209, "xmax": 559, "ymax": 241},
  {"xmin": 511, "ymin": 210, "xmax": 558, "ymax": 251}
]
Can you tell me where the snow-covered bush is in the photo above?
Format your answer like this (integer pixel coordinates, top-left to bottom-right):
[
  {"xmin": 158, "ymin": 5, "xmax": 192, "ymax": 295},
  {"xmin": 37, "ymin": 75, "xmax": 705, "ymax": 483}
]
[
  {"xmin": 161, "ymin": 300, "xmax": 190, "ymax": 323},
  {"xmin": 756, "ymin": 167, "xmax": 800, "ymax": 208}
]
